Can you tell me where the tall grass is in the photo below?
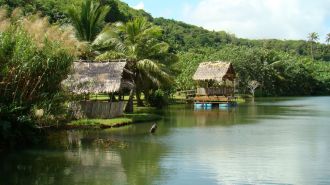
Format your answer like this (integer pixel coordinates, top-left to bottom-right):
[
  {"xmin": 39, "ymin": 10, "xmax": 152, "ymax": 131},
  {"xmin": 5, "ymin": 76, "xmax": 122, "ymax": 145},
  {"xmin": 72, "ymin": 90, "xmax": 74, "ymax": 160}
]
[{"xmin": 0, "ymin": 8, "xmax": 83, "ymax": 147}]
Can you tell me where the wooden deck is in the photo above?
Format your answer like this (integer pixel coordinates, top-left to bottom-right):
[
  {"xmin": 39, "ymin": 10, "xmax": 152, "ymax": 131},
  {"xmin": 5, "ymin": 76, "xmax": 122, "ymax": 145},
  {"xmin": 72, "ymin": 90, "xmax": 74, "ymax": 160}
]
[
  {"xmin": 196, "ymin": 87, "xmax": 234, "ymax": 96},
  {"xmin": 194, "ymin": 96, "xmax": 236, "ymax": 104}
]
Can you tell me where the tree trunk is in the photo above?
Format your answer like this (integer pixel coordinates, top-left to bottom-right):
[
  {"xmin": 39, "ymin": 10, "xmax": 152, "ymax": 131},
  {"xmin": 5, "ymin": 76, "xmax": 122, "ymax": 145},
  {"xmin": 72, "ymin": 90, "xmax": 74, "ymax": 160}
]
[
  {"xmin": 111, "ymin": 93, "xmax": 117, "ymax": 102},
  {"xmin": 143, "ymin": 89, "xmax": 150, "ymax": 103},
  {"xmin": 136, "ymin": 89, "xmax": 144, "ymax": 107},
  {"xmin": 311, "ymin": 42, "xmax": 314, "ymax": 60},
  {"xmin": 125, "ymin": 89, "xmax": 134, "ymax": 113}
]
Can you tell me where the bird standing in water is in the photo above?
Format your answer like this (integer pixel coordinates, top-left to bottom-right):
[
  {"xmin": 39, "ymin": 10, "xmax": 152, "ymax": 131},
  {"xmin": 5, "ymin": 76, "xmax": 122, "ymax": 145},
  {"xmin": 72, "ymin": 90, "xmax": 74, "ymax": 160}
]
[{"xmin": 150, "ymin": 123, "xmax": 157, "ymax": 133}]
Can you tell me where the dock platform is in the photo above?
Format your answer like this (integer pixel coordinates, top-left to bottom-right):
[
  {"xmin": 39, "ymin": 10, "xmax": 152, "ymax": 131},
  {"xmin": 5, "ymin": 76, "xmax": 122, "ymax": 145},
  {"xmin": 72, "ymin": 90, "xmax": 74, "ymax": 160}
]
[{"xmin": 194, "ymin": 96, "xmax": 237, "ymax": 108}]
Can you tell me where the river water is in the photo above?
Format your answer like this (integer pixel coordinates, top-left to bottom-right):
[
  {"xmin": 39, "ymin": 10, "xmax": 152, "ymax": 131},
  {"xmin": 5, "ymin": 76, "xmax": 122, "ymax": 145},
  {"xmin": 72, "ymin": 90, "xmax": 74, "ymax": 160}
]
[{"xmin": 1, "ymin": 97, "xmax": 330, "ymax": 185}]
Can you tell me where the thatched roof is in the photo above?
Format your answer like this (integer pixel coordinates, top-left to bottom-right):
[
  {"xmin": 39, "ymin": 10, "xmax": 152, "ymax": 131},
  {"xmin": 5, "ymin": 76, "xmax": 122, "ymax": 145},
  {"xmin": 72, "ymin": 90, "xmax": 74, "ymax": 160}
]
[
  {"xmin": 63, "ymin": 61, "xmax": 130, "ymax": 94},
  {"xmin": 192, "ymin": 61, "xmax": 235, "ymax": 82}
]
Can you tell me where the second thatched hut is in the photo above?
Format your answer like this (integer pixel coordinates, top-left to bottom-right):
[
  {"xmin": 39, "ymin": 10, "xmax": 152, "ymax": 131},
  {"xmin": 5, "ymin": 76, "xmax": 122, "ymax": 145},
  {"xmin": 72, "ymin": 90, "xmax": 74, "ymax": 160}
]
[{"xmin": 192, "ymin": 61, "xmax": 236, "ymax": 103}]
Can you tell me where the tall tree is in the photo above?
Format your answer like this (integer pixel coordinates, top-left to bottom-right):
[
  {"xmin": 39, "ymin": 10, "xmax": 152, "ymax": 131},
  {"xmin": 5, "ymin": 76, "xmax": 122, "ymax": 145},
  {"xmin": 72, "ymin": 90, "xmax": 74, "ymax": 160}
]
[
  {"xmin": 93, "ymin": 18, "xmax": 176, "ymax": 111},
  {"xmin": 247, "ymin": 80, "xmax": 260, "ymax": 97},
  {"xmin": 68, "ymin": 0, "xmax": 110, "ymax": 42},
  {"xmin": 307, "ymin": 32, "xmax": 319, "ymax": 59},
  {"xmin": 326, "ymin": 33, "xmax": 330, "ymax": 45}
]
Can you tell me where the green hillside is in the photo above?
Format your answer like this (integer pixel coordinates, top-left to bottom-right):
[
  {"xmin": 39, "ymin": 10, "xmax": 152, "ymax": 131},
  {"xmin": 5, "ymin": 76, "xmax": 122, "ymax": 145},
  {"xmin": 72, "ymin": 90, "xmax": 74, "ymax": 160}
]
[
  {"xmin": 1, "ymin": 0, "xmax": 329, "ymax": 60},
  {"xmin": 154, "ymin": 18, "xmax": 330, "ymax": 61},
  {"xmin": 0, "ymin": 0, "xmax": 151, "ymax": 23},
  {"xmin": 1, "ymin": 0, "xmax": 329, "ymax": 96}
]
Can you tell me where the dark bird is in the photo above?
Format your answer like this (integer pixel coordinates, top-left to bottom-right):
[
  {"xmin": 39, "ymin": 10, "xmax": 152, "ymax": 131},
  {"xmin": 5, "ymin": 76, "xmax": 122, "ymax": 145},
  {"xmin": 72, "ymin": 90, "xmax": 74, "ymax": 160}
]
[{"xmin": 150, "ymin": 123, "xmax": 157, "ymax": 134}]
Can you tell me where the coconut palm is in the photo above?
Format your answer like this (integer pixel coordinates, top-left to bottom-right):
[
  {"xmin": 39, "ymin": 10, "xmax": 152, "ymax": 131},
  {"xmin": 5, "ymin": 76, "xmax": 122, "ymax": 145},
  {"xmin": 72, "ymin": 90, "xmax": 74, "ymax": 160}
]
[
  {"xmin": 307, "ymin": 32, "xmax": 319, "ymax": 59},
  {"xmin": 93, "ymin": 18, "xmax": 176, "ymax": 112},
  {"xmin": 326, "ymin": 33, "xmax": 330, "ymax": 45},
  {"xmin": 68, "ymin": 0, "xmax": 110, "ymax": 42}
]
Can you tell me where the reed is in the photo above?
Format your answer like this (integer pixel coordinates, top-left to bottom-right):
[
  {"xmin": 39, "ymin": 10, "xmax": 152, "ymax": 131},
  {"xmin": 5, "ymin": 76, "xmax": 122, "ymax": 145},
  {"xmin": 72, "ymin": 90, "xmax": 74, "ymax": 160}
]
[{"xmin": 0, "ymin": 8, "xmax": 83, "ymax": 128}]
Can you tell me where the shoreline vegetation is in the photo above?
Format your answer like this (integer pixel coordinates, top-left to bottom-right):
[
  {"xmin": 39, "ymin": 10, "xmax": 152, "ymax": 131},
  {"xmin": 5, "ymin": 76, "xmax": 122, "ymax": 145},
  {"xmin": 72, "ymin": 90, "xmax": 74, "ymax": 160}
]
[
  {"xmin": 66, "ymin": 113, "xmax": 162, "ymax": 129},
  {"xmin": 60, "ymin": 99, "xmax": 163, "ymax": 129},
  {"xmin": 65, "ymin": 95, "xmax": 245, "ymax": 129}
]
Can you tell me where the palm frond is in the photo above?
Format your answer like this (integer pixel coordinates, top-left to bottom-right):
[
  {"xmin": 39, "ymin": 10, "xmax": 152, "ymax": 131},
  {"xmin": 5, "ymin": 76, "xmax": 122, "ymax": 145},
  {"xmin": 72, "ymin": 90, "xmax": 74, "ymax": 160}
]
[
  {"xmin": 95, "ymin": 51, "xmax": 126, "ymax": 61},
  {"xmin": 137, "ymin": 59, "xmax": 172, "ymax": 87},
  {"xmin": 68, "ymin": 0, "xmax": 110, "ymax": 42},
  {"xmin": 93, "ymin": 24, "xmax": 126, "ymax": 52},
  {"xmin": 140, "ymin": 25, "xmax": 162, "ymax": 39},
  {"xmin": 92, "ymin": 17, "xmax": 177, "ymax": 92}
]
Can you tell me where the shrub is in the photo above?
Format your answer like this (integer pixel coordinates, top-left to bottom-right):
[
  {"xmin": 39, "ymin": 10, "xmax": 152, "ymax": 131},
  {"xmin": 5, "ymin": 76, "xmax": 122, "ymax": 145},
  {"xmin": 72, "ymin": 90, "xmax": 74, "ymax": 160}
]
[
  {"xmin": 0, "ymin": 8, "xmax": 82, "ymax": 148},
  {"xmin": 146, "ymin": 89, "xmax": 169, "ymax": 108}
]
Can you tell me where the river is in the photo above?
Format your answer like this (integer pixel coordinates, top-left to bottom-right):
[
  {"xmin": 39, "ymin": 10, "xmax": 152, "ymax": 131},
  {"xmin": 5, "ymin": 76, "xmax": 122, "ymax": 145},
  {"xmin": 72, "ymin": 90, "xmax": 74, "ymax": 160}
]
[{"xmin": 1, "ymin": 97, "xmax": 330, "ymax": 185}]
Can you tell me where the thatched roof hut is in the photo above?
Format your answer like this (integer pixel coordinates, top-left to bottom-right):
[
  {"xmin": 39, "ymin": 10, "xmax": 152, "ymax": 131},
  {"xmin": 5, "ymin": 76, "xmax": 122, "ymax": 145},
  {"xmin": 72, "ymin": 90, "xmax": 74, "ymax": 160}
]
[
  {"xmin": 192, "ymin": 61, "xmax": 236, "ymax": 97},
  {"xmin": 193, "ymin": 61, "xmax": 235, "ymax": 82},
  {"xmin": 63, "ymin": 61, "xmax": 132, "ymax": 94}
]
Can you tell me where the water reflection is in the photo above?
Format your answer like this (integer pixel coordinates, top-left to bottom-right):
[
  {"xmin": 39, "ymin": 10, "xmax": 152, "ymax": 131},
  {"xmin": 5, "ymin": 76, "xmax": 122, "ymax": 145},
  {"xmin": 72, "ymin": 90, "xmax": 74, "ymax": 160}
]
[
  {"xmin": 193, "ymin": 106, "xmax": 237, "ymax": 126},
  {"xmin": 1, "ymin": 97, "xmax": 330, "ymax": 185},
  {"xmin": 1, "ymin": 128, "xmax": 168, "ymax": 185},
  {"xmin": 166, "ymin": 101, "xmax": 299, "ymax": 128}
]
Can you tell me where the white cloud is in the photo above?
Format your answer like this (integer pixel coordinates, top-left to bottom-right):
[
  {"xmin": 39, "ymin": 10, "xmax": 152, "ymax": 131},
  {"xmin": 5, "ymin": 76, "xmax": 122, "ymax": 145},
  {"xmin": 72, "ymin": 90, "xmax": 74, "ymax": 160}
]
[
  {"xmin": 133, "ymin": 1, "xmax": 145, "ymax": 10},
  {"xmin": 182, "ymin": 0, "xmax": 330, "ymax": 40}
]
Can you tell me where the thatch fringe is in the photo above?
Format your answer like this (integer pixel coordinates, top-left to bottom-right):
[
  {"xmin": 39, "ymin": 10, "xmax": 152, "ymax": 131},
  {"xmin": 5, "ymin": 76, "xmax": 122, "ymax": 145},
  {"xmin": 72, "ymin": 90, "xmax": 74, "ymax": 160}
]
[
  {"xmin": 63, "ymin": 61, "xmax": 128, "ymax": 94},
  {"xmin": 193, "ymin": 61, "xmax": 235, "ymax": 82}
]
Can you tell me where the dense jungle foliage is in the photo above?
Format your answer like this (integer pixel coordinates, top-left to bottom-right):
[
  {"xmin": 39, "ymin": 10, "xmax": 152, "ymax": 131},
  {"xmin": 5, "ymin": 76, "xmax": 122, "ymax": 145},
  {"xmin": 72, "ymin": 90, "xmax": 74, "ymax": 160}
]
[
  {"xmin": 176, "ymin": 47, "xmax": 330, "ymax": 96},
  {"xmin": 0, "ymin": 0, "xmax": 329, "ymax": 99},
  {"xmin": 0, "ymin": 0, "xmax": 330, "ymax": 147}
]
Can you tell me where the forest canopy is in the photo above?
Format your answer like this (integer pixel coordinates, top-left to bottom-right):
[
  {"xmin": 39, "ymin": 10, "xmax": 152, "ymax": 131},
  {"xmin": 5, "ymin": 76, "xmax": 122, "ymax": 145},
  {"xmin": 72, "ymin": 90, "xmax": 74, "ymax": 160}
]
[{"xmin": 0, "ymin": 0, "xmax": 330, "ymax": 97}]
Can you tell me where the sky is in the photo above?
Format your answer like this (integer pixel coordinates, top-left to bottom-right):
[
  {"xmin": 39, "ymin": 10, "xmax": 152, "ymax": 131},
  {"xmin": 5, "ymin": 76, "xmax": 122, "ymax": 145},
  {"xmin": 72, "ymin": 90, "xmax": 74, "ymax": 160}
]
[{"xmin": 121, "ymin": 0, "xmax": 330, "ymax": 41}]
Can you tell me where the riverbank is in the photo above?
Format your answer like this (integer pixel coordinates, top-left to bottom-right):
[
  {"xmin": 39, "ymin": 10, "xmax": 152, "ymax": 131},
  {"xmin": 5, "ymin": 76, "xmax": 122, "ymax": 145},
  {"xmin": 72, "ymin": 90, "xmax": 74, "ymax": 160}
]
[{"xmin": 65, "ymin": 113, "xmax": 162, "ymax": 129}]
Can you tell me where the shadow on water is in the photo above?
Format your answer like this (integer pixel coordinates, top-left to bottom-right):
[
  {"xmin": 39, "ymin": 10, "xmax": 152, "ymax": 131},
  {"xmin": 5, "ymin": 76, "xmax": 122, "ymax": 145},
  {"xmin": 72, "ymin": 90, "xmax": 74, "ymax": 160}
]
[{"xmin": 0, "ymin": 127, "xmax": 168, "ymax": 185}]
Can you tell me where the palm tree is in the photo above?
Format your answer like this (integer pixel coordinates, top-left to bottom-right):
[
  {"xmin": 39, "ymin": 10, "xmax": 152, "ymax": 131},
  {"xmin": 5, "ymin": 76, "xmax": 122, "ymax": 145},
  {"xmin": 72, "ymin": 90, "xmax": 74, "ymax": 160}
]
[
  {"xmin": 68, "ymin": 0, "xmax": 110, "ymax": 42},
  {"xmin": 307, "ymin": 32, "xmax": 319, "ymax": 59},
  {"xmin": 93, "ymin": 18, "xmax": 176, "ymax": 112},
  {"xmin": 326, "ymin": 33, "xmax": 330, "ymax": 45}
]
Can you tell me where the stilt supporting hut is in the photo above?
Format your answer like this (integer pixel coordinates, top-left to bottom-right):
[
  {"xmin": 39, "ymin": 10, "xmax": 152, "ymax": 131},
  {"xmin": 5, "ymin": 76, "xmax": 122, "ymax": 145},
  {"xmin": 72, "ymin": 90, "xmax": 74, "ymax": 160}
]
[
  {"xmin": 63, "ymin": 60, "xmax": 132, "ymax": 119},
  {"xmin": 192, "ymin": 61, "xmax": 236, "ymax": 107}
]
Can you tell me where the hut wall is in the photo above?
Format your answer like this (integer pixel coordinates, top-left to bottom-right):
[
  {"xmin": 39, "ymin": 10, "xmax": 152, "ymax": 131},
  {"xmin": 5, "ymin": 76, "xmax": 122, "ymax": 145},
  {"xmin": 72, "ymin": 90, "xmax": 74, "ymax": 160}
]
[
  {"xmin": 70, "ymin": 101, "xmax": 126, "ymax": 119},
  {"xmin": 197, "ymin": 88, "xmax": 207, "ymax": 95},
  {"xmin": 196, "ymin": 87, "xmax": 234, "ymax": 96}
]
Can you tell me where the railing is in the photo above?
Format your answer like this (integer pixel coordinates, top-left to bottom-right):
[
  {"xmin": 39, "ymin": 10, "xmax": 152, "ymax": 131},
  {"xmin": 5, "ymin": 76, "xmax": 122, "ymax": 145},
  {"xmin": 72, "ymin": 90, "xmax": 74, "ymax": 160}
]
[
  {"xmin": 69, "ymin": 101, "xmax": 125, "ymax": 119},
  {"xmin": 177, "ymin": 90, "xmax": 196, "ymax": 98},
  {"xmin": 196, "ymin": 87, "xmax": 234, "ymax": 96}
]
